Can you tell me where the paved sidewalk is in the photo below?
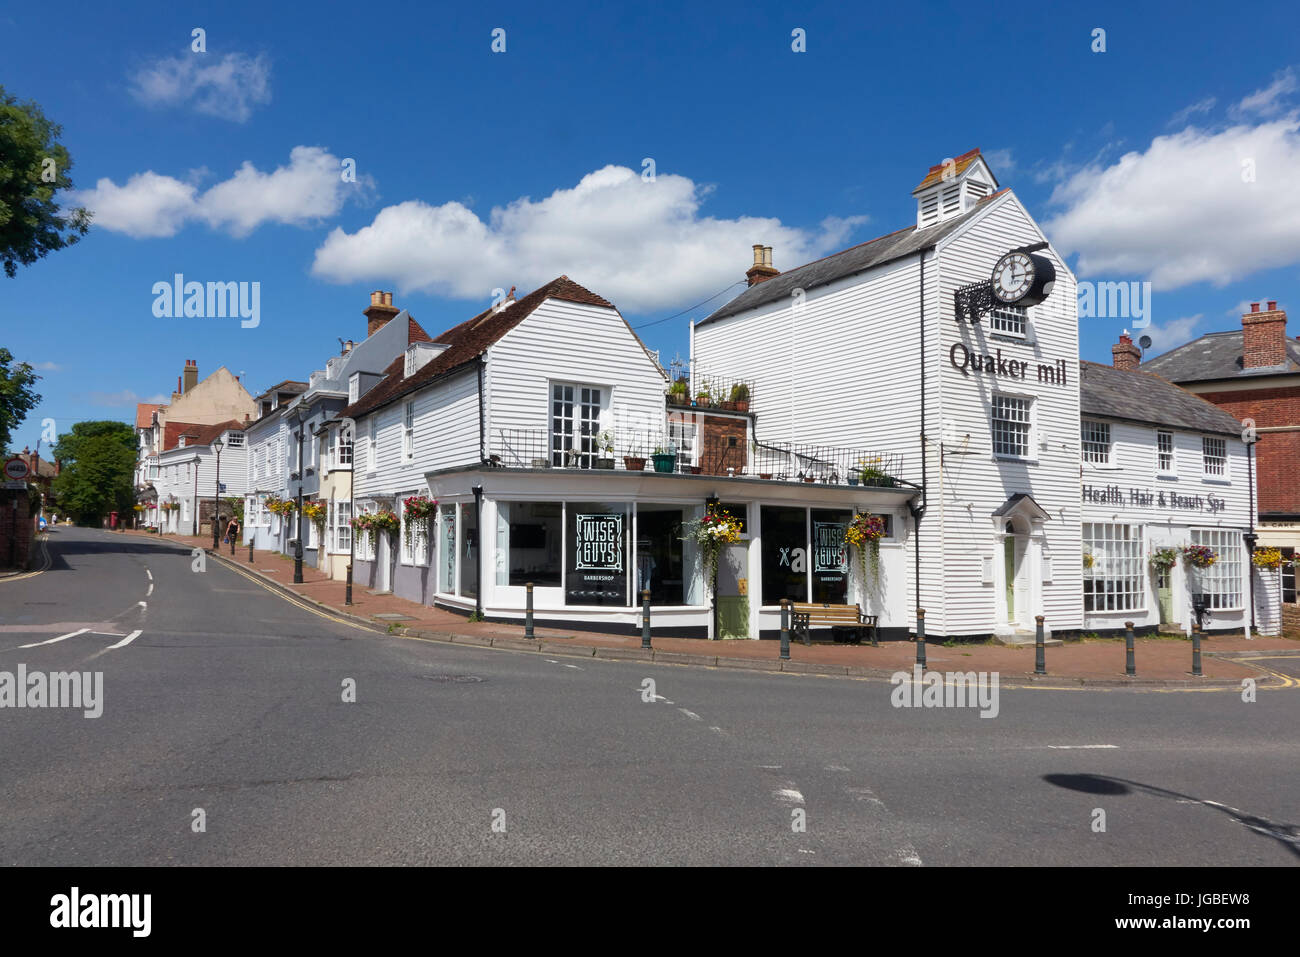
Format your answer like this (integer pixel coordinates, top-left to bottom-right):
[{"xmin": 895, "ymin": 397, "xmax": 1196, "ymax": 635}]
[{"xmin": 125, "ymin": 529, "xmax": 1300, "ymax": 688}]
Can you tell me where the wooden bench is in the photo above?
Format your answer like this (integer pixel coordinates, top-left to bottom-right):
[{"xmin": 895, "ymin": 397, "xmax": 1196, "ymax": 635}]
[{"xmin": 788, "ymin": 602, "xmax": 878, "ymax": 647}]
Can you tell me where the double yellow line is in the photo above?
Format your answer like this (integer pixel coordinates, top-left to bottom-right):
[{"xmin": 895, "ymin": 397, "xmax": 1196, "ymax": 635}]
[
  {"xmin": 0, "ymin": 534, "xmax": 51, "ymax": 583},
  {"xmin": 218, "ymin": 557, "xmax": 375, "ymax": 633}
]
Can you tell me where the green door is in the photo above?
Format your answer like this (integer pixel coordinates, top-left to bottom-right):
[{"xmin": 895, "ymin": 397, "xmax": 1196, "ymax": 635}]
[
  {"xmin": 1004, "ymin": 535, "xmax": 1016, "ymax": 621},
  {"xmin": 1156, "ymin": 568, "xmax": 1173, "ymax": 624}
]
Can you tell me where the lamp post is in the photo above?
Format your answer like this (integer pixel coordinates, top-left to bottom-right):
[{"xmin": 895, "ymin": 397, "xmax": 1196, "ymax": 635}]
[
  {"xmin": 1244, "ymin": 428, "xmax": 1259, "ymax": 638},
  {"xmin": 340, "ymin": 418, "xmax": 356, "ymax": 606},
  {"xmin": 293, "ymin": 406, "xmax": 306, "ymax": 584},
  {"xmin": 210, "ymin": 438, "xmax": 224, "ymax": 549}
]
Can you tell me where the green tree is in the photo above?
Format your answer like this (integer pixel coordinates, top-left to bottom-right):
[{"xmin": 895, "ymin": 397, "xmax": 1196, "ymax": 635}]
[
  {"xmin": 51, "ymin": 420, "xmax": 135, "ymax": 524},
  {"xmin": 0, "ymin": 347, "xmax": 41, "ymax": 454},
  {"xmin": 0, "ymin": 86, "xmax": 91, "ymax": 277}
]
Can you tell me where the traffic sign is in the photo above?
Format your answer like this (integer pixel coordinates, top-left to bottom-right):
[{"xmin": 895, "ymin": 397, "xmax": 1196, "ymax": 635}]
[{"xmin": 3, "ymin": 457, "xmax": 30, "ymax": 481}]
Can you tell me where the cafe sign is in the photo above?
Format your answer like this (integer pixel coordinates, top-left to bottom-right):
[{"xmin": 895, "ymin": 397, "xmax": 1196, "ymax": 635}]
[{"xmin": 575, "ymin": 513, "xmax": 624, "ymax": 571}]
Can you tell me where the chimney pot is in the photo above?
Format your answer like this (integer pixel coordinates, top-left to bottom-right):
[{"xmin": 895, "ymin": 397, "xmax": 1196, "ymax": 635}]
[
  {"xmin": 1251, "ymin": 302, "xmax": 1260, "ymax": 312},
  {"xmin": 1267, "ymin": 300, "xmax": 1278, "ymax": 311},
  {"xmin": 752, "ymin": 244, "xmax": 763, "ymax": 266},
  {"xmin": 383, "ymin": 292, "xmax": 393, "ymax": 307},
  {"xmin": 371, "ymin": 291, "xmax": 384, "ymax": 306},
  {"xmin": 364, "ymin": 291, "xmax": 400, "ymax": 337},
  {"xmin": 764, "ymin": 246, "xmax": 773, "ymax": 267},
  {"xmin": 1112, "ymin": 332, "xmax": 1141, "ymax": 371}
]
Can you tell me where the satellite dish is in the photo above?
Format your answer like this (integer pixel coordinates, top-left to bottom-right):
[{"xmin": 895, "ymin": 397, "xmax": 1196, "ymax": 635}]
[{"xmin": 1138, "ymin": 335, "xmax": 1153, "ymax": 350}]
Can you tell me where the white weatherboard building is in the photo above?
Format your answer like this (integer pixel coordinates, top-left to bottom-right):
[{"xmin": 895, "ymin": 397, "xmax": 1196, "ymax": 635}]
[{"xmin": 693, "ymin": 148, "xmax": 1269, "ymax": 638}]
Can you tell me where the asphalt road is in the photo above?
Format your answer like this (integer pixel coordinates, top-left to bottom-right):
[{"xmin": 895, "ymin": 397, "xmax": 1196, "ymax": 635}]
[{"xmin": 1, "ymin": 526, "xmax": 1296, "ymax": 866}]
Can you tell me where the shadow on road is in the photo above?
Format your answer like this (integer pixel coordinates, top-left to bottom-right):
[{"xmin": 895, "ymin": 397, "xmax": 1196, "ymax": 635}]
[{"xmin": 1044, "ymin": 772, "xmax": 1300, "ymax": 860}]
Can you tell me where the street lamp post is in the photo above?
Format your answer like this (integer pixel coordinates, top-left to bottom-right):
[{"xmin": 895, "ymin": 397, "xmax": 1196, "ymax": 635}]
[
  {"xmin": 210, "ymin": 438, "xmax": 224, "ymax": 549},
  {"xmin": 293, "ymin": 406, "xmax": 306, "ymax": 584}
]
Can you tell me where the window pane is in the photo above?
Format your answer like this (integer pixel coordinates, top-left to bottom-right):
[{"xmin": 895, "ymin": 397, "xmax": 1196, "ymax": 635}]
[
  {"xmin": 439, "ymin": 504, "xmax": 456, "ymax": 592},
  {"xmin": 565, "ymin": 502, "xmax": 629, "ymax": 606},
  {"xmin": 499, "ymin": 502, "xmax": 563, "ymax": 587},
  {"xmin": 635, "ymin": 504, "xmax": 697, "ymax": 606},
  {"xmin": 460, "ymin": 503, "xmax": 478, "ymax": 599},
  {"xmin": 811, "ymin": 509, "xmax": 852, "ymax": 604},
  {"xmin": 761, "ymin": 506, "xmax": 807, "ymax": 605}
]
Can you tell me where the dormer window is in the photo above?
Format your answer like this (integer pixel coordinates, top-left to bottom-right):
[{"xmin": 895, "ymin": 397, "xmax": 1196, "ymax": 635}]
[
  {"xmin": 404, "ymin": 347, "xmax": 417, "ymax": 378},
  {"xmin": 912, "ymin": 148, "xmax": 1000, "ymax": 228},
  {"xmin": 349, "ymin": 373, "xmax": 360, "ymax": 405}
]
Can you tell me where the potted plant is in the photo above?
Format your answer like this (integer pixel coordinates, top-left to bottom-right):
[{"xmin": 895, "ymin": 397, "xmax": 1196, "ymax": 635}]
[
  {"xmin": 370, "ymin": 510, "xmax": 400, "ymax": 536},
  {"xmin": 623, "ymin": 452, "xmax": 647, "ymax": 471},
  {"xmin": 759, "ymin": 472, "xmax": 773, "ymax": 480},
  {"xmin": 729, "ymin": 383, "xmax": 750, "ymax": 413},
  {"xmin": 1148, "ymin": 547, "xmax": 1178, "ymax": 572},
  {"xmin": 667, "ymin": 379, "xmax": 689, "ymax": 406},
  {"xmin": 694, "ymin": 386, "xmax": 712, "ymax": 408},
  {"xmin": 594, "ymin": 429, "xmax": 615, "ymax": 468},
  {"xmin": 857, "ymin": 456, "xmax": 895, "ymax": 487},
  {"xmin": 651, "ymin": 445, "xmax": 676, "ymax": 473},
  {"xmin": 402, "ymin": 494, "xmax": 438, "ymax": 532},
  {"xmin": 688, "ymin": 464, "xmax": 702, "ymax": 474}
]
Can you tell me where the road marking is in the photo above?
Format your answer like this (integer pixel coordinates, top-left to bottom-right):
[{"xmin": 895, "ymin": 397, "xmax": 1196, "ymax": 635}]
[
  {"xmin": 146, "ymin": 583, "xmax": 154, "ymax": 596},
  {"xmin": 0, "ymin": 535, "xmax": 52, "ymax": 583},
  {"xmin": 138, "ymin": 601, "xmax": 147, "ymax": 609},
  {"xmin": 19, "ymin": 627, "xmax": 89, "ymax": 649},
  {"xmin": 758, "ymin": 765, "xmax": 783, "ymax": 769},
  {"xmin": 774, "ymin": 787, "xmax": 804, "ymax": 804},
  {"xmin": 562, "ymin": 663, "xmax": 582, "ymax": 670},
  {"xmin": 106, "ymin": 630, "xmax": 143, "ymax": 650},
  {"xmin": 825, "ymin": 764, "xmax": 850, "ymax": 772},
  {"xmin": 1046, "ymin": 744, "xmax": 1118, "ymax": 750},
  {"xmin": 678, "ymin": 708, "xmax": 702, "ymax": 721},
  {"xmin": 146, "ymin": 569, "xmax": 152, "ymax": 581},
  {"xmin": 90, "ymin": 631, "xmax": 127, "ymax": 638}
]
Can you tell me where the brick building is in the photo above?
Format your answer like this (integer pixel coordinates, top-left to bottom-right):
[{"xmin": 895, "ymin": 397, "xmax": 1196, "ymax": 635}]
[{"xmin": 1141, "ymin": 301, "xmax": 1300, "ymax": 609}]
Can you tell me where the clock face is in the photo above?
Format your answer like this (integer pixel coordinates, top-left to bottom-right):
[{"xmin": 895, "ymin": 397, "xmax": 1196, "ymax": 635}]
[{"xmin": 991, "ymin": 252, "xmax": 1035, "ymax": 303}]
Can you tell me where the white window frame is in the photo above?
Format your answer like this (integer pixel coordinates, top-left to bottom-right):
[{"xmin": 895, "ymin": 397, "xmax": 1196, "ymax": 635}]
[
  {"xmin": 1189, "ymin": 528, "xmax": 1243, "ymax": 610},
  {"xmin": 989, "ymin": 305, "xmax": 1027, "ymax": 338},
  {"xmin": 550, "ymin": 382, "xmax": 606, "ymax": 468},
  {"xmin": 333, "ymin": 500, "xmax": 352, "ymax": 554},
  {"xmin": 1157, "ymin": 430, "xmax": 1175, "ymax": 475},
  {"xmin": 337, "ymin": 430, "xmax": 353, "ymax": 468},
  {"xmin": 1080, "ymin": 420, "xmax": 1112, "ymax": 466},
  {"xmin": 1082, "ymin": 523, "xmax": 1145, "ymax": 612},
  {"xmin": 368, "ymin": 418, "xmax": 378, "ymax": 472},
  {"xmin": 1202, "ymin": 436, "xmax": 1227, "ymax": 479},
  {"xmin": 348, "ymin": 374, "xmax": 360, "ymax": 405},
  {"xmin": 991, "ymin": 393, "xmax": 1034, "ymax": 460},
  {"xmin": 225, "ymin": 432, "xmax": 244, "ymax": 448}
]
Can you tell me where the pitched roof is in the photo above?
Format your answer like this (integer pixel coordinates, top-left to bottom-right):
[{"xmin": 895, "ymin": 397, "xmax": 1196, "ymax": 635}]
[
  {"xmin": 135, "ymin": 403, "xmax": 163, "ymax": 429},
  {"xmin": 339, "ymin": 276, "xmax": 616, "ymax": 421},
  {"xmin": 163, "ymin": 419, "xmax": 245, "ymax": 452},
  {"xmin": 256, "ymin": 380, "xmax": 309, "ymax": 401},
  {"xmin": 912, "ymin": 147, "xmax": 984, "ymax": 192},
  {"xmin": 1140, "ymin": 330, "xmax": 1300, "ymax": 383},
  {"xmin": 698, "ymin": 189, "xmax": 1010, "ymax": 327},
  {"xmin": 1080, "ymin": 361, "xmax": 1242, "ymax": 436}
]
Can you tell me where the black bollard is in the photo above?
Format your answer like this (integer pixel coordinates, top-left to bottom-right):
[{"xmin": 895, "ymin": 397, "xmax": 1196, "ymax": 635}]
[
  {"xmin": 915, "ymin": 607, "xmax": 927, "ymax": 670},
  {"xmin": 248, "ymin": 539, "xmax": 254, "ymax": 563},
  {"xmin": 524, "ymin": 583, "xmax": 534, "ymax": 639},
  {"xmin": 345, "ymin": 563, "xmax": 353, "ymax": 606},
  {"xmin": 1192, "ymin": 623, "xmax": 1203, "ymax": 677},
  {"xmin": 779, "ymin": 600, "xmax": 790, "ymax": 661},
  {"xmin": 1034, "ymin": 615, "xmax": 1046, "ymax": 675},
  {"xmin": 1124, "ymin": 621, "xmax": 1136, "ymax": 677},
  {"xmin": 641, "ymin": 589, "xmax": 652, "ymax": 649}
]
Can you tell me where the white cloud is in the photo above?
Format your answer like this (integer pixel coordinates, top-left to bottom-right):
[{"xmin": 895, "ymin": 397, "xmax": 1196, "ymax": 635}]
[
  {"xmin": 982, "ymin": 148, "xmax": 1016, "ymax": 175},
  {"xmin": 1142, "ymin": 314, "xmax": 1203, "ymax": 353},
  {"xmin": 311, "ymin": 165, "xmax": 868, "ymax": 313},
  {"xmin": 76, "ymin": 147, "xmax": 368, "ymax": 239},
  {"xmin": 1231, "ymin": 68, "xmax": 1297, "ymax": 119},
  {"xmin": 129, "ymin": 51, "xmax": 271, "ymax": 122},
  {"xmin": 87, "ymin": 390, "xmax": 169, "ymax": 407},
  {"xmin": 30, "ymin": 361, "xmax": 61, "ymax": 371},
  {"xmin": 1044, "ymin": 117, "xmax": 1300, "ymax": 289},
  {"xmin": 1169, "ymin": 97, "xmax": 1216, "ymax": 127}
]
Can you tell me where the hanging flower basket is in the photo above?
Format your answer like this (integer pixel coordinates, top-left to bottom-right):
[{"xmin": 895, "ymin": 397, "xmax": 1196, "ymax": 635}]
[
  {"xmin": 1082, "ymin": 552, "xmax": 1096, "ymax": 569},
  {"xmin": 1148, "ymin": 547, "xmax": 1178, "ymax": 572},
  {"xmin": 1181, "ymin": 544, "xmax": 1217, "ymax": 569},
  {"xmin": 301, "ymin": 500, "xmax": 327, "ymax": 529},
  {"xmin": 844, "ymin": 512, "xmax": 886, "ymax": 585},
  {"xmin": 369, "ymin": 510, "xmax": 400, "ymax": 535},
  {"xmin": 1252, "ymin": 547, "xmax": 1285, "ymax": 570},
  {"xmin": 266, "ymin": 496, "xmax": 295, "ymax": 516},
  {"xmin": 402, "ymin": 495, "xmax": 438, "ymax": 531},
  {"xmin": 681, "ymin": 502, "xmax": 743, "ymax": 588}
]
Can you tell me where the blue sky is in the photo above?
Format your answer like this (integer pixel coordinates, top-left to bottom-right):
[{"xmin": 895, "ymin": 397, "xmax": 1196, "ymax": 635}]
[{"xmin": 4, "ymin": 0, "xmax": 1299, "ymax": 452}]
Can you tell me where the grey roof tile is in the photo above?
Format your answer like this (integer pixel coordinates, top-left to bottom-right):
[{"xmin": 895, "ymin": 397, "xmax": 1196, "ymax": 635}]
[
  {"xmin": 1080, "ymin": 361, "xmax": 1242, "ymax": 436},
  {"xmin": 1141, "ymin": 331, "xmax": 1300, "ymax": 383}
]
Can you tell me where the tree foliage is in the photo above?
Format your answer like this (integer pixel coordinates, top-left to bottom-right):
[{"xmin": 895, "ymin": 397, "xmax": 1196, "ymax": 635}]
[
  {"xmin": 0, "ymin": 347, "xmax": 41, "ymax": 454},
  {"xmin": 0, "ymin": 86, "xmax": 91, "ymax": 277},
  {"xmin": 51, "ymin": 420, "xmax": 135, "ymax": 524}
]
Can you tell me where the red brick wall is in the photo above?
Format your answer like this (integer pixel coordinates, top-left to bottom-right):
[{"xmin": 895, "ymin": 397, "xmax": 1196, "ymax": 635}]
[
  {"xmin": 698, "ymin": 414, "xmax": 749, "ymax": 476},
  {"xmin": 0, "ymin": 490, "xmax": 37, "ymax": 569},
  {"xmin": 1197, "ymin": 384, "xmax": 1300, "ymax": 514}
]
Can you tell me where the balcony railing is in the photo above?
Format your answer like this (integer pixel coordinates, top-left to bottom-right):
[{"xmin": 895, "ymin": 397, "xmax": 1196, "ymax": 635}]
[{"xmin": 486, "ymin": 428, "xmax": 909, "ymax": 487}]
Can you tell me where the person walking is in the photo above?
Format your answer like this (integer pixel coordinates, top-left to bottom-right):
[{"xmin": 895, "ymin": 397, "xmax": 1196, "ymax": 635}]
[{"xmin": 225, "ymin": 515, "xmax": 240, "ymax": 546}]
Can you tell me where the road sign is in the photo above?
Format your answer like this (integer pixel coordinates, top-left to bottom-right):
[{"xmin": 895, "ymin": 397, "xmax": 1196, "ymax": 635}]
[
  {"xmin": 3, "ymin": 457, "xmax": 29, "ymax": 481},
  {"xmin": 218, "ymin": 483, "xmax": 227, "ymax": 492},
  {"xmin": 3, "ymin": 480, "xmax": 27, "ymax": 489}
]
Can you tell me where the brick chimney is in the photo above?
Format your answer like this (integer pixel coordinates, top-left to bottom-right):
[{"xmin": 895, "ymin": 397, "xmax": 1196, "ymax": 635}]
[
  {"xmin": 364, "ymin": 291, "xmax": 400, "ymax": 337},
  {"xmin": 745, "ymin": 245, "xmax": 779, "ymax": 286},
  {"xmin": 182, "ymin": 359, "xmax": 199, "ymax": 394},
  {"xmin": 1242, "ymin": 300, "xmax": 1287, "ymax": 369},
  {"xmin": 1112, "ymin": 330, "xmax": 1141, "ymax": 371}
]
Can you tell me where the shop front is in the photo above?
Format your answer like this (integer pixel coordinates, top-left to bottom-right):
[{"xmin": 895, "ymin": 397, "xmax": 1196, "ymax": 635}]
[{"xmin": 413, "ymin": 468, "xmax": 918, "ymax": 639}]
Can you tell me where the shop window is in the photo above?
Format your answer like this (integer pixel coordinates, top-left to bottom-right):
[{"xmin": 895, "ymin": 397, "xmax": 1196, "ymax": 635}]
[
  {"xmin": 1082, "ymin": 522, "xmax": 1143, "ymax": 611},
  {"xmin": 565, "ymin": 502, "xmax": 629, "ymax": 606},
  {"xmin": 1190, "ymin": 528, "xmax": 1242, "ymax": 609},
  {"xmin": 1281, "ymin": 548, "xmax": 1296, "ymax": 604},
  {"xmin": 635, "ymin": 504, "xmax": 700, "ymax": 606},
  {"xmin": 460, "ymin": 503, "xmax": 478, "ymax": 599},
  {"xmin": 811, "ymin": 509, "xmax": 853, "ymax": 604},
  {"xmin": 439, "ymin": 504, "xmax": 456, "ymax": 592},
  {"xmin": 761, "ymin": 505, "xmax": 807, "ymax": 605},
  {"xmin": 496, "ymin": 502, "xmax": 563, "ymax": 587}
]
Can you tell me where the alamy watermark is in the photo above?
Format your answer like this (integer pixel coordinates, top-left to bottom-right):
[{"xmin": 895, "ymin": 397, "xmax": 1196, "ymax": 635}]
[
  {"xmin": 152, "ymin": 274, "xmax": 260, "ymax": 328},
  {"xmin": 890, "ymin": 665, "xmax": 999, "ymax": 718},
  {"xmin": 0, "ymin": 665, "xmax": 103, "ymax": 718},
  {"xmin": 1078, "ymin": 280, "xmax": 1151, "ymax": 328}
]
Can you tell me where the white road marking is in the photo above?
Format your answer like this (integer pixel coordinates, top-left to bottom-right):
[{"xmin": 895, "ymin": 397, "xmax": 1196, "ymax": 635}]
[
  {"xmin": 146, "ymin": 583, "xmax": 154, "ymax": 596},
  {"xmin": 797, "ymin": 849, "xmax": 816, "ymax": 854},
  {"xmin": 758, "ymin": 765, "xmax": 783, "ymax": 770},
  {"xmin": 146, "ymin": 569, "xmax": 152, "ymax": 581},
  {"xmin": 1045, "ymin": 744, "xmax": 1118, "ymax": 750},
  {"xmin": 562, "ymin": 663, "xmax": 582, "ymax": 670},
  {"xmin": 545, "ymin": 659, "xmax": 558, "ymax": 663},
  {"xmin": 775, "ymin": 787, "xmax": 805, "ymax": 804},
  {"xmin": 825, "ymin": 764, "xmax": 850, "ymax": 772},
  {"xmin": 678, "ymin": 708, "xmax": 702, "ymax": 721},
  {"xmin": 90, "ymin": 631, "xmax": 127, "ymax": 638},
  {"xmin": 137, "ymin": 601, "xmax": 147, "ymax": 609},
  {"xmin": 106, "ymin": 630, "xmax": 143, "ymax": 650},
  {"xmin": 19, "ymin": 628, "xmax": 89, "ymax": 648}
]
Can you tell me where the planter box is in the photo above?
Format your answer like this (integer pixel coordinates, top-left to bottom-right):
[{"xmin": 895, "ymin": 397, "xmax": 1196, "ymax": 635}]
[
  {"xmin": 651, "ymin": 454, "xmax": 676, "ymax": 473},
  {"xmin": 594, "ymin": 458, "xmax": 615, "ymax": 470},
  {"xmin": 623, "ymin": 457, "xmax": 647, "ymax": 471}
]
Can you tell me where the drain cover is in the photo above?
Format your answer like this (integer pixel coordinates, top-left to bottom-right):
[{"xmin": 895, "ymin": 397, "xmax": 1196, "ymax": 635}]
[{"xmin": 420, "ymin": 673, "xmax": 484, "ymax": 683}]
